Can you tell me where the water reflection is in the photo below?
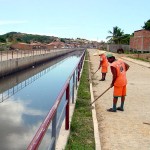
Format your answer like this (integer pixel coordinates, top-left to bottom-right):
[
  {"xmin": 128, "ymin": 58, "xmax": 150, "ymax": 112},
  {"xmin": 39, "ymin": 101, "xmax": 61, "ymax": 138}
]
[
  {"xmin": 0, "ymin": 50, "xmax": 82, "ymax": 103},
  {"xmin": 0, "ymin": 99, "xmax": 44, "ymax": 150},
  {"xmin": 0, "ymin": 60, "xmax": 65, "ymax": 103},
  {"xmin": 0, "ymin": 49, "xmax": 83, "ymax": 150}
]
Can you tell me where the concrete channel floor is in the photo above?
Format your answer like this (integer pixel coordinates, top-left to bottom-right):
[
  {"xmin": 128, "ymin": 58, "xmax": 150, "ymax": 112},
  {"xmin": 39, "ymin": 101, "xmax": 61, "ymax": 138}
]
[{"xmin": 88, "ymin": 49, "xmax": 150, "ymax": 150}]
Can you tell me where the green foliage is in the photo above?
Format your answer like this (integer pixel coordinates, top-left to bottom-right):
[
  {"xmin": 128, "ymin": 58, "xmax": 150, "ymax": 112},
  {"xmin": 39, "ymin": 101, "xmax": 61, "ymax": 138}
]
[
  {"xmin": 0, "ymin": 32, "xmax": 56, "ymax": 44},
  {"xmin": 60, "ymin": 38, "xmax": 66, "ymax": 43},
  {"xmin": 142, "ymin": 19, "xmax": 150, "ymax": 30},
  {"xmin": 0, "ymin": 42, "xmax": 11, "ymax": 51},
  {"xmin": 65, "ymin": 51, "xmax": 95, "ymax": 150},
  {"xmin": 119, "ymin": 34, "xmax": 131, "ymax": 44},
  {"xmin": 106, "ymin": 26, "xmax": 131, "ymax": 44},
  {"xmin": 0, "ymin": 36, "xmax": 6, "ymax": 42}
]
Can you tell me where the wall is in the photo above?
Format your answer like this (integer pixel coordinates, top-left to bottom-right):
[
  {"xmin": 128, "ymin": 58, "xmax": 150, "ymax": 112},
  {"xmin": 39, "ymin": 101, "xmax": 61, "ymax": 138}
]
[
  {"xmin": 0, "ymin": 49, "xmax": 77, "ymax": 78},
  {"xmin": 130, "ymin": 53, "xmax": 150, "ymax": 61},
  {"xmin": 130, "ymin": 30, "xmax": 150, "ymax": 52},
  {"xmin": 107, "ymin": 44, "xmax": 129, "ymax": 52}
]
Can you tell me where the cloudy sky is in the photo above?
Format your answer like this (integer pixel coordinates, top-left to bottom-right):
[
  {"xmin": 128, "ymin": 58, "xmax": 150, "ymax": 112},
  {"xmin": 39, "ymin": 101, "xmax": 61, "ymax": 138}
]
[{"xmin": 0, "ymin": 0, "xmax": 150, "ymax": 41}]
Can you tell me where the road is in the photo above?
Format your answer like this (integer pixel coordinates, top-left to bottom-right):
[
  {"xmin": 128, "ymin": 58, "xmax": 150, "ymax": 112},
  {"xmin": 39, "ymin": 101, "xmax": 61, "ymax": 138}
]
[{"xmin": 88, "ymin": 49, "xmax": 150, "ymax": 150}]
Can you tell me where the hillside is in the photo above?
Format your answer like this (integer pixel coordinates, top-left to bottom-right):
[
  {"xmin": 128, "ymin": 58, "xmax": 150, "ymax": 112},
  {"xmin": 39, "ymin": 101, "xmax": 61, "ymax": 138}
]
[
  {"xmin": 0, "ymin": 32, "xmax": 61, "ymax": 44},
  {"xmin": 0, "ymin": 32, "xmax": 101, "ymax": 51}
]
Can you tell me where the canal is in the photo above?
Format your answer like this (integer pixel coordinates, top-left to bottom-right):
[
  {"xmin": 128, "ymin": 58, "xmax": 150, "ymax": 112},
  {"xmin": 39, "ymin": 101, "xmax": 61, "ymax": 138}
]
[{"xmin": 0, "ymin": 49, "xmax": 84, "ymax": 150}]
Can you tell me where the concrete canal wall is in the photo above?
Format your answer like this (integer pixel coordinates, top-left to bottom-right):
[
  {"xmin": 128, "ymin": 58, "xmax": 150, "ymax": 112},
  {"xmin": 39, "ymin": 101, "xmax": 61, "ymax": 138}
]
[{"xmin": 0, "ymin": 49, "xmax": 76, "ymax": 78}]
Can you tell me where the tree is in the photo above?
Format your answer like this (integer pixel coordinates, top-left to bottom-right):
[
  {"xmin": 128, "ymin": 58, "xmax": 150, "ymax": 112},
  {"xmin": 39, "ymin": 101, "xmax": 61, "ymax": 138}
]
[
  {"xmin": 0, "ymin": 37, "xmax": 6, "ymax": 43},
  {"xmin": 119, "ymin": 34, "xmax": 130, "ymax": 45},
  {"xmin": 60, "ymin": 38, "xmax": 65, "ymax": 43},
  {"xmin": 142, "ymin": 19, "xmax": 150, "ymax": 30},
  {"xmin": 106, "ymin": 26, "xmax": 124, "ymax": 44}
]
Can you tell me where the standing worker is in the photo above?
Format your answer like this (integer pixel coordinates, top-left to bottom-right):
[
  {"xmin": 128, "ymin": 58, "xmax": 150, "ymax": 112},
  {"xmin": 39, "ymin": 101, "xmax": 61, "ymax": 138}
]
[
  {"xmin": 106, "ymin": 54, "xmax": 130, "ymax": 112},
  {"xmin": 93, "ymin": 50, "xmax": 109, "ymax": 81}
]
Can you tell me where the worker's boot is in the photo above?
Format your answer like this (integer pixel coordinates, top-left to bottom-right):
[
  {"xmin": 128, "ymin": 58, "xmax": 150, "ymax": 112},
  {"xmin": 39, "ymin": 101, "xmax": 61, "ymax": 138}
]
[
  {"xmin": 107, "ymin": 98, "xmax": 118, "ymax": 112},
  {"xmin": 117, "ymin": 96, "xmax": 125, "ymax": 111},
  {"xmin": 99, "ymin": 73, "xmax": 106, "ymax": 81}
]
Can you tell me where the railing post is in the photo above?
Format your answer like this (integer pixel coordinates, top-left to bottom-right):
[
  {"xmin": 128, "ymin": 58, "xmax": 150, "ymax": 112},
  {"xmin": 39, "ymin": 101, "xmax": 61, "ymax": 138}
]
[
  {"xmin": 7, "ymin": 50, "xmax": 8, "ymax": 60},
  {"xmin": 80, "ymin": 55, "xmax": 83, "ymax": 64},
  {"xmin": 72, "ymin": 73, "xmax": 75, "ymax": 103},
  {"xmin": 17, "ymin": 50, "xmax": 18, "ymax": 59},
  {"xmin": 78, "ymin": 63, "xmax": 80, "ymax": 81},
  {"xmin": 65, "ymin": 84, "xmax": 70, "ymax": 130},
  {"xmin": 76, "ymin": 68, "xmax": 78, "ymax": 89},
  {"xmin": 52, "ymin": 111, "xmax": 57, "ymax": 150},
  {"xmin": 12, "ymin": 51, "xmax": 13, "ymax": 59},
  {"xmin": 21, "ymin": 50, "xmax": 22, "ymax": 58},
  {"xmin": 1, "ymin": 51, "xmax": 2, "ymax": 61}
]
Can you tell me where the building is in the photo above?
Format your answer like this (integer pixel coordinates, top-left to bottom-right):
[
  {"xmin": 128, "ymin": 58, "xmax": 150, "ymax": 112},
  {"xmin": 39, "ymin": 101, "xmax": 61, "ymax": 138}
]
[
  {"xmin": 130, "ymin": 29, "xmax": 150, "ymax": 53},
  {"xmin": 10, "ymin": 42, "xmax": 46, "ymax": 50}
]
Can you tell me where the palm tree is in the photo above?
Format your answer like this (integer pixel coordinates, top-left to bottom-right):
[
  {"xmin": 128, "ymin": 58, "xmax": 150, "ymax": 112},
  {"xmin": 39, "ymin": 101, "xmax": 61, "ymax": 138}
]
[
  {"xmin": 106, "ymin": 26, "xmax": 124, "ymax": 44},
  {"xmin": 119, "ymin": 34, "xmax": 131, "ymax": 44}
]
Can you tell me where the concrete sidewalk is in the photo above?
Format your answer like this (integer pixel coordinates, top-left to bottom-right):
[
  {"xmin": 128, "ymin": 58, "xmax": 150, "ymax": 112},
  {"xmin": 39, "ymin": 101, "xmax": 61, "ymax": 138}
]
[{"xmin": 88, "ymin": 49, "xmax": 150, "ymax": 150}]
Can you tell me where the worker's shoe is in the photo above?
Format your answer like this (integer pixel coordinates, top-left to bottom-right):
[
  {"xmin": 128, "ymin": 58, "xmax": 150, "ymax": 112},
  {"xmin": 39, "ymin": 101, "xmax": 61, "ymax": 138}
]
[
  {"xmin": 117, "ymin": 107, "xmax": 124, "ymax": 111},
  {"xmin": 99, "ymin": 78, "xmax": 105, "ymax": 81},
  {"xmin": 107, "ymin": 108, "xmax": 116, "ymax": 112}
]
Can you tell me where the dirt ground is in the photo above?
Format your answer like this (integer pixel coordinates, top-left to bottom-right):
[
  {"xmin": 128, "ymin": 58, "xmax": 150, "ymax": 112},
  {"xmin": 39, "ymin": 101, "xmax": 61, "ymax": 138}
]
[{"xmin": 88, "ymin": 49, "xmax": 150, "ymax": 150}]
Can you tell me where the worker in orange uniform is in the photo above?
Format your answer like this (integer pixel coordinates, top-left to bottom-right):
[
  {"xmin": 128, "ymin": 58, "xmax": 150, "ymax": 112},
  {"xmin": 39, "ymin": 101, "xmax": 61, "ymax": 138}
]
[
  {"xmin": 93, "ymin": 50, "xmax": 109, "ymax": 81},
  {"xmin": 106, "ymin": 53, "xmax": 130, "ymax": 112}
]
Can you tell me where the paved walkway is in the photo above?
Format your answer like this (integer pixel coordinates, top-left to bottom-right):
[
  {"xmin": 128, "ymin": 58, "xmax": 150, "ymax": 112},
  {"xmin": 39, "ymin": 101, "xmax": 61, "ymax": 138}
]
[{"xmin": 88, "ymin": 49, "xmax": 150, "ymax": 150}]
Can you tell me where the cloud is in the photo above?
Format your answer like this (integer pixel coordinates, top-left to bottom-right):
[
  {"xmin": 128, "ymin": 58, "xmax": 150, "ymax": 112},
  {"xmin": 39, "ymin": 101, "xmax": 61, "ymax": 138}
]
[
  {"xmin": 0, "ymin": 20, "xmax": 28, "ymax": 25},
  {"xmin": 0, "ymin": 98, "xmax": 48, "ymax": 149}
]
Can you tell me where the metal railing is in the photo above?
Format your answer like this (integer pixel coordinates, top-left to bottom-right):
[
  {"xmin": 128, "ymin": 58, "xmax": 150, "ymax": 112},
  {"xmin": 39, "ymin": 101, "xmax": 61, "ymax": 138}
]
[
  {"xmin": 0, "ymin": 49, "xmax": 70, "ymax": 62},
  {"xmin": 27, "ymin": 50, "xmax": 85, "ymax": 150}
]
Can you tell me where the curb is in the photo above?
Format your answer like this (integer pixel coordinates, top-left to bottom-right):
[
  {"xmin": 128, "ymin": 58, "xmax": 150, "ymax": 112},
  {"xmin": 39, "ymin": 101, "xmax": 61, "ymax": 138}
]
[
  {"xmin": 88, "ymin": 50, "xmax": 101, "ymax": 150},
  {"xmin": 90, "ymin": 82, "xmax": 101, "ymax": 150},
  {"xmin": 121, "ymin": 57, "xmax": 150, "ymax": 68}
]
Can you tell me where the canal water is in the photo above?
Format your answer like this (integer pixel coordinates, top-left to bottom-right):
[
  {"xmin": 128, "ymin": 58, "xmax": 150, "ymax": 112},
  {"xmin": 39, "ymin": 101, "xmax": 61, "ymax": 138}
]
[{"xmin": 0, "ymin": 50, "xmax": 84, "ymax": 150}]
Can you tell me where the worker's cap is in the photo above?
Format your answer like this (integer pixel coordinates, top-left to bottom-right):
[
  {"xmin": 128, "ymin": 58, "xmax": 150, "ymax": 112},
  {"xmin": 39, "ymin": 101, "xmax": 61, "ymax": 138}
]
[
  {"xmin": 93, "ymin": 50, "xmax": 106, "ymax": 56},
  {"xmin": 106, "ymin": 53, "xmax": 114, "ymax": 58}
]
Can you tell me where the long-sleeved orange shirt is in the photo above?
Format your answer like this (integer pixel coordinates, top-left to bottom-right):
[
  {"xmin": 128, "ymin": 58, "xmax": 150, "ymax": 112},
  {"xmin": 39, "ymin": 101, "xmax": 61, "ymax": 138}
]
[{"xmin": 100, "ymin": 54, "xmax": 108, "ymax": 67}]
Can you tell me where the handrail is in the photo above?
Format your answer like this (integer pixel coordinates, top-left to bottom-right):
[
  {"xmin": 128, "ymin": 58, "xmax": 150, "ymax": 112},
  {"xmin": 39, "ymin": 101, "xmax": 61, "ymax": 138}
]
[
  {"xmin": 0, "ymin": 49, "xmax": 51, "ymax": 62},
  {"xmin": 0, "ymin": 48, "xmax": 75, "ymax": 62},
  {"xmin": 27, "ymin": 50, "xmax": 85, "ymax": 150}
]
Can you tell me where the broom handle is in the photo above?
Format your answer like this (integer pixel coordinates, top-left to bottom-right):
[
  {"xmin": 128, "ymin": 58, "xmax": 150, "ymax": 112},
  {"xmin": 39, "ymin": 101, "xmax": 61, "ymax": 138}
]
[
  {"xmin": 90, "ymin": 87, "xmax": 111, "ymax": 105},
  {"xmin": 91, "ymin": 69, "xmax": 99, "ymax": 77}
]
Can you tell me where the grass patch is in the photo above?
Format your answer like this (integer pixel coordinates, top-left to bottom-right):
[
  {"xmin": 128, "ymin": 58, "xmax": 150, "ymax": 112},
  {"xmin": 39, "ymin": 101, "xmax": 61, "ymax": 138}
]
[{"xmin": 65, "ymin": 51, "xmax": 95, "ymax": 150}]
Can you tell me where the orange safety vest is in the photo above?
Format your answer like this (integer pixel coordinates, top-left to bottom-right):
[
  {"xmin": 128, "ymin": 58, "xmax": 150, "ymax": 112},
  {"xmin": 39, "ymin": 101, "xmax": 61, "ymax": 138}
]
[
  {"xmin": 111, "ymin": 59, "xmax": 127, "ymax": 86},
  {"xmin": 100, "ymin": 54, "xmax": 109, "ymax": 67}
]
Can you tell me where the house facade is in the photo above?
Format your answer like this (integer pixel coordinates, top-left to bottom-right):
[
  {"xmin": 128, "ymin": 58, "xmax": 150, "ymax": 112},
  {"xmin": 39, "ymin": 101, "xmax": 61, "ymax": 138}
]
[
  {"xmin": 10, "ymin": 42, "xmax": 47, "ymax": 50},
  {"xmin": 130, "ymin": 29, "xmax": 150, "ymax": 52}
]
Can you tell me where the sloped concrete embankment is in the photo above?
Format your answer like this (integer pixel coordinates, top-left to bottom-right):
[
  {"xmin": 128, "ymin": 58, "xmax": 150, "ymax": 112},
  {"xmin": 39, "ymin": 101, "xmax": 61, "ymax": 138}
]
[{"xmin": 0, "ymin": 49, "xmax": 76, "ymax": 78}]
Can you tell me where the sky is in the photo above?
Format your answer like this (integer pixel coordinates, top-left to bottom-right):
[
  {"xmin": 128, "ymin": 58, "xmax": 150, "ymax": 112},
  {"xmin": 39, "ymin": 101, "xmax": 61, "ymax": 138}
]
[{"xmin": 0, "ymin": 0, "xmax": 150, "ymax": 42}]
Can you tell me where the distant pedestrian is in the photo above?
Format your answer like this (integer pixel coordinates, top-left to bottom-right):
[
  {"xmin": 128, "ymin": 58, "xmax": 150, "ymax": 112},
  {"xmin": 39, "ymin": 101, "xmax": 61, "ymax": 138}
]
[
  {"xmin": 106, "ymin": 54, "xmax": 130, "ymax": 112},
  {"xmin": 93, "ymin": 50, "xmax": 109, "ymax": 81}
]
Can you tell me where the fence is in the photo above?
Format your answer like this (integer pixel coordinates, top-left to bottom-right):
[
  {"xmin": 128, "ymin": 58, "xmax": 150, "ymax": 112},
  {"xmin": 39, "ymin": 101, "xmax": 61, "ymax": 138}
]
[
  {"xmin": 0, "ymin": 49, "xmax": 62, "ymax": 62},
  {"xmin": 0, "ymin": 48, "xmax": 78, "ymax": 78},
  {"xmin": 27, "ymin": 50, "xmax": 85, "ymax": 150}
]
